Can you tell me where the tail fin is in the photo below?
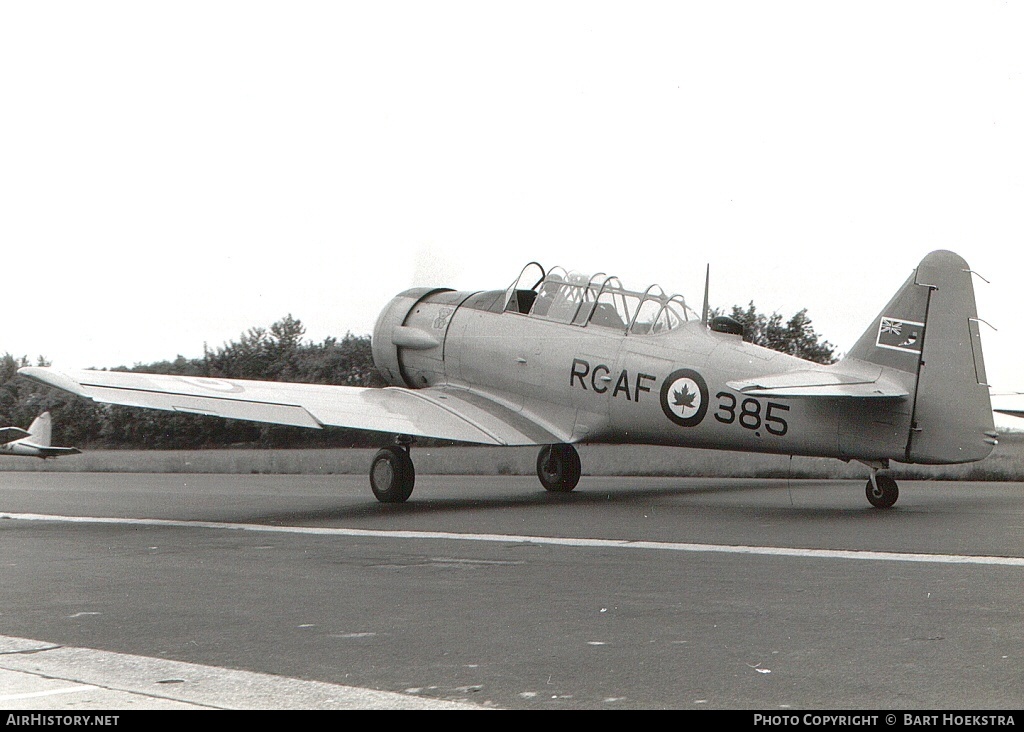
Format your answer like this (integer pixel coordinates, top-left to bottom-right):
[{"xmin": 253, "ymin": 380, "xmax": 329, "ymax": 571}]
[
  {"xmin": 843, "ymin": 250, "xmax": 995, "ymax": 464},
  {"xmin": 25, "ymin": 411, "xmax": 53, "ymax": 447}
]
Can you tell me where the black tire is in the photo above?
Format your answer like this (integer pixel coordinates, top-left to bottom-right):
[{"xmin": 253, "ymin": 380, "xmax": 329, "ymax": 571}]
[
  {"xmin": 536, "ymin": 444, "xmax": 582, "ymax": 493},
  {"xmin": 370, "ymin": 446, "xmax": 415, "ymax": 503},
  {"xmin": 865, "ymin": 474, "xmax": 899, "ymax": 509}
]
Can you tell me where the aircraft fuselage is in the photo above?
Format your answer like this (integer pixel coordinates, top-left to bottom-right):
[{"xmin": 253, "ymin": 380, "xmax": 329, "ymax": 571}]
[
  {"xmin": 373, "ymin": 287, "xmax": 917, "ymax": 462},
  {"xmin": 0, "ymin": 442, "xmax": 49, "ymax": 458}
]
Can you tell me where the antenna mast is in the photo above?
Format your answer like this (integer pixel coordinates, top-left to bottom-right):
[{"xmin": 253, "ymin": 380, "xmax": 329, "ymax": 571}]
[{"xmin": 701, "ymin": 264, "xmax": 710, "ymax": 326}]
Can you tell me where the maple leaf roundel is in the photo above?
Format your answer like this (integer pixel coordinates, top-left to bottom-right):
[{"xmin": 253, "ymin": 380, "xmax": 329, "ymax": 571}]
[{"xmin": 660, "ymin": 369, "xmax": 709, "ymax": 427}]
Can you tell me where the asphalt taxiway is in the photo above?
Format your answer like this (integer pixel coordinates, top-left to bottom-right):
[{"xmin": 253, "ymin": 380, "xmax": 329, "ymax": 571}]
[{"xmin": 1, "ymin": 472, "xmax": 1021, "ymax": 710}]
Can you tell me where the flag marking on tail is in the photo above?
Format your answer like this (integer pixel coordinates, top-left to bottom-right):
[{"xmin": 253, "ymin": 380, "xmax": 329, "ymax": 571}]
[{"xmin": 875, "ymin": 316, "xmax": 925, "ymax": 354}]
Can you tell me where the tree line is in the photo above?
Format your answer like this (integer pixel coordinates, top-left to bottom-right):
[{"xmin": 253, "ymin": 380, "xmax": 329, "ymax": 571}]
[{"xmin": 1, "ymin": 306, "xmax": 835, "ymax": 450}]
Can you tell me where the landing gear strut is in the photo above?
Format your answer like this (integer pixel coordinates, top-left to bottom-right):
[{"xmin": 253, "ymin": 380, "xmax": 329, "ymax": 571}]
[
  {"xmin": 536, "ymin": 444, "xmax": 582, "ymax": 493},
  {"xmin": 370, "ymin": 436, "xmax": 415, "ymax": 503},
  {"xmin": 865, "ymin": 470, "xmax": 899, "ymax": 509}
]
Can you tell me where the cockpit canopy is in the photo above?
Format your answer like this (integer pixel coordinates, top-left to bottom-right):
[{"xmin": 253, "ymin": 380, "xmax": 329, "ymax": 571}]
[{"xmin": 502, "ymin": 262, "xmax": 698, "ymax": 335}]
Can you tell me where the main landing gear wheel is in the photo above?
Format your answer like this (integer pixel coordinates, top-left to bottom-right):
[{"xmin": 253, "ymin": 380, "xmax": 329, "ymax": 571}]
[
  {"xmin": 370, "ymin": 445, "xmax": 415, "ymax": 503},
  {"xmin": 537, "ymin": 444, "xmax": 582, "ymax": 493},
  {"xmin": 866, "ymin": 474, "xmax": 899, "ymax": 509}
]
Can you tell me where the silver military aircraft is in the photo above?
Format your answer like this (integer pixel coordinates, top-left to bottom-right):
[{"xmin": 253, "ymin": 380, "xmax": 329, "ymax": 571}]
[
  {"xmin": 0, "ymin": 411, "xmax": 81, "ymax": 458},
  {"xmin": 19, "ymin": 250, "xmax": 999, "ymax": 508}
]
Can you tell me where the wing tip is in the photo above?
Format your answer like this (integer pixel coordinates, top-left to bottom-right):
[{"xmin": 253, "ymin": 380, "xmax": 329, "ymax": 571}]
[{"xmin": 18, "ymin": 366, "xmax": 89, "ymax": 398}]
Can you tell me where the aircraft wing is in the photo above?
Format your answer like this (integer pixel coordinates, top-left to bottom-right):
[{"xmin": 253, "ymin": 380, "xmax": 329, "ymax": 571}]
[
  {"xmin": 27, "ymin": 445, "xmax": 82, "ymax": 457},
  {"xmin": 0, "ymin": 427, "xmax": 31, "ymax": 443},
  {"xmin": 17, "ymin": 367, "xmax": 565, "ymax": 446},
  {"xmin": 727, "ymin": 369, "xmax": 909, "ymax": 398}
]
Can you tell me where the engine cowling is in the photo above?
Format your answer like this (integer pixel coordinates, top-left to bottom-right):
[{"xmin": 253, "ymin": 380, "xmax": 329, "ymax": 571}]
[{"xmin": 371, "ymin": 287, "xmax": 469, "ymax": 388}]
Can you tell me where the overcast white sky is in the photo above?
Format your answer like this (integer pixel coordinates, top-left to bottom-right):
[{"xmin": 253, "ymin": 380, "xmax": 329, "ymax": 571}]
[{"xmin": 2, "ymin": 2, "xmax": 1022, "ymax": 423}]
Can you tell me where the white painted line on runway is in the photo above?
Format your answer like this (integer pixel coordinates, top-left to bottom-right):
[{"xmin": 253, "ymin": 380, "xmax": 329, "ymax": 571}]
[
  {"xmin": 0, "ymin": 685, "xmax": 98, "ymax": 702},
  {"xmin": 4, "ymin": 512, "xmax": 1024, "ymax": 567}
]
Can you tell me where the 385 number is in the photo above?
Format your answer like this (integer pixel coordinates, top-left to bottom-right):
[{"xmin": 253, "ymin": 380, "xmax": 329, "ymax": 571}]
[{"xmin": 714, "ymin": 392, "xmax": 790, "ymax": 436}]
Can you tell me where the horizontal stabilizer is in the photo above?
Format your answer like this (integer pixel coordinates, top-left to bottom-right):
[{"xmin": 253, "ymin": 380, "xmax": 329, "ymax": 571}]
[
  {"xmin": 18, "ymin": 366, "xmax": 565, "ymax": 447},
  {"xmin": 991, "ymin": 391, "xmax": 1024, "ymax": 418},
  {"xmin": 0, "ymin": 427, "xmax": 32, "ymax": 443},
  {"xmin": 727, "ymin": 369, "xmax": 909, "ymax": 398}
]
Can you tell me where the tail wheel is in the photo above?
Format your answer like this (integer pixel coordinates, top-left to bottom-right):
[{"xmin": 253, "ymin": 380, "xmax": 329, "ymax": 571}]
[
  {"xmin": 866, "ymin": 474, "xmax": 899, "ymax": 509},
  {"xmin": 537, "ymin": 444, "xmax": 582, "ymax": 493},
  {"xmin": 370, "ymin": 446, "xmax": 415, "ymax": 503}
]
